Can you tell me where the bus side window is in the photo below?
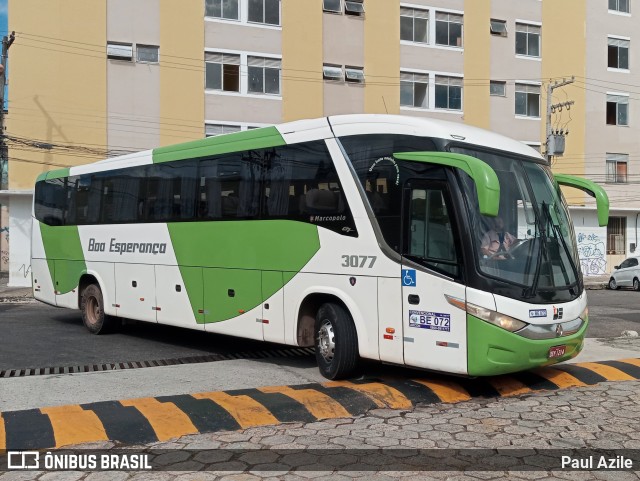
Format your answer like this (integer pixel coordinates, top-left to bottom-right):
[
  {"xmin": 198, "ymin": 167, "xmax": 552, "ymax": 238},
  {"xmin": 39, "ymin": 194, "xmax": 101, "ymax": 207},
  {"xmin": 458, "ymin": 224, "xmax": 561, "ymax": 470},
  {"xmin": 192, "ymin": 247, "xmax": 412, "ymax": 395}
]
[
  {"xmin": 34, "ymin": 178, "xmax": 66, "ymax": 226},
  {"xmin": 101, "ymin": 168, "xmax": 143, "ymax": 224},
  {"xmin": 199, "ymin": 153, "xmax": 260, "ymax": 221},
  {"xmin": 262, "ymin": 141, "xmax": 357, "ymax": 236}
]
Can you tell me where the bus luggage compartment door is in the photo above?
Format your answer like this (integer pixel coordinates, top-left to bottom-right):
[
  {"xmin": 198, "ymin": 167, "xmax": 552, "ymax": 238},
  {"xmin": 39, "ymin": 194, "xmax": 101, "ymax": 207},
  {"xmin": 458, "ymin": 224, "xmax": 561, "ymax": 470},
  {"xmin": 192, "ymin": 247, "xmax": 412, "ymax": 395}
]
[
  {"xmin": 401, "ymin": 268, "xmax": 467, "ymax": 374},
  {"xmin": 155, "ymin": 265, "xmax": 205, "ymax": 330},
  {"xmin": 203, "ymin": 267, "xmax": 264, "ymax": 341},
  {"xmin": 115, "ymin": 263, "xmax": 157, "ymax": 323}
]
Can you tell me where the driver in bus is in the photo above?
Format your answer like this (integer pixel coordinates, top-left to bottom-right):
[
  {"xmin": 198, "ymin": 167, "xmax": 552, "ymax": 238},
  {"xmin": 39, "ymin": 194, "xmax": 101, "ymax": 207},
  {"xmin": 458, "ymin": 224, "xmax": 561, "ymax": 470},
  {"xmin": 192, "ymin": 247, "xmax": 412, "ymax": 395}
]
[{"xmin": 481, "ymin": 216, "xmax": 517, "ymax": 258}]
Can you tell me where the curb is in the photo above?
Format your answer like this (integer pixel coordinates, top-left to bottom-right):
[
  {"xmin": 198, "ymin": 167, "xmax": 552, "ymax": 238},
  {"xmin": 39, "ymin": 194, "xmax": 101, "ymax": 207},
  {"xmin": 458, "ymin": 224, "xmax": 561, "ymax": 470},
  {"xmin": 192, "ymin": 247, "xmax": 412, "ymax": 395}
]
[{"xmin": 1, "ymin": 358, "xmax": 639, "ymax": 451}]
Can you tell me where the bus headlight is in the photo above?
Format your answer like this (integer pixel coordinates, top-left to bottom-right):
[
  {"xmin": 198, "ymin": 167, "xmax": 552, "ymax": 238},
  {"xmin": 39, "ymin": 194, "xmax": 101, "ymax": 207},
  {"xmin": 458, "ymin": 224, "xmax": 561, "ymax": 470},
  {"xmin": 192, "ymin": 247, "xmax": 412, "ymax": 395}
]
[{"xmin": 466, "ymin": 303, "xmax": 528, "ymax": 332}]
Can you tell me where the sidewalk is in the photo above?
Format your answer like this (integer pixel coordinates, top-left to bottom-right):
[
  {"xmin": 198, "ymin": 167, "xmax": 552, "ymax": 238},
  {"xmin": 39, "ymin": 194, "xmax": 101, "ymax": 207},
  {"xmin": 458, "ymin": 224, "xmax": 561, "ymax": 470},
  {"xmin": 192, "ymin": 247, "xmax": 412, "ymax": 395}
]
[
  {"xmin": 584, "ymin": 274, "xmax": 609, "ymax": 290},
  {"xmin": 0, "ymin": 272, "xmax": 33, "ymax": 302}
]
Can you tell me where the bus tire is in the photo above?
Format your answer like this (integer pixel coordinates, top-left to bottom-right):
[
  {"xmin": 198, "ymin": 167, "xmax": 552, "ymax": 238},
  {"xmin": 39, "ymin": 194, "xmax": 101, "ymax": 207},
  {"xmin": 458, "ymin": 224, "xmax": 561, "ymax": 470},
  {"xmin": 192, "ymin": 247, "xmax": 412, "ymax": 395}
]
[
  {"xmin": 315, "ymin": 302, "xmax": 359, "ymax": 380},
  {"xmin": 81, "ymin": 284, "xmax": 114, "ymax": 334}
]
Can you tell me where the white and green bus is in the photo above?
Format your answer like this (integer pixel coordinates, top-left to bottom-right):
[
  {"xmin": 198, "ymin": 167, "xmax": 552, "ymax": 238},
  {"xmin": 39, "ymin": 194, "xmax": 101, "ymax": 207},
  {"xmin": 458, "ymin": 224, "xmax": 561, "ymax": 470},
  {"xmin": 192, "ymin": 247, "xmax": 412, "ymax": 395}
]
[{"xmin": 32, "ymin": 114, "xmax": 609, "ymax": 379}]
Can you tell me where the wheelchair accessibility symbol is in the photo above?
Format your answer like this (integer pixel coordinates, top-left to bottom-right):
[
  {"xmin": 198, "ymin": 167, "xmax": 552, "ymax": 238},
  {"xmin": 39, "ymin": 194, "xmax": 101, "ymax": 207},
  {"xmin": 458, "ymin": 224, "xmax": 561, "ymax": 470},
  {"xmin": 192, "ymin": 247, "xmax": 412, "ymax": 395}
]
[{"xmin": 402, "ymin": 269, "xmax": 416, "ymax": 287}]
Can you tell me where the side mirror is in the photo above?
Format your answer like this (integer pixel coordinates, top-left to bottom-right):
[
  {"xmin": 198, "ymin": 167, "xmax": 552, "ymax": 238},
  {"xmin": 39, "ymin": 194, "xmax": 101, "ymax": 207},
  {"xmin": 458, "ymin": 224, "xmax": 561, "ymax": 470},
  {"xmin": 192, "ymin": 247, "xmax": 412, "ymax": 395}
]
[
  {"xmin": 394, "ymin": 152, "xmax": 500, "ymax": 216},
  {"xmin": 614, "ymin": 265, "xmax": 620, "ymax": 270},
  {"xmin": 554, "ymin": 174, "xmax": 609, "ymax": 227}
]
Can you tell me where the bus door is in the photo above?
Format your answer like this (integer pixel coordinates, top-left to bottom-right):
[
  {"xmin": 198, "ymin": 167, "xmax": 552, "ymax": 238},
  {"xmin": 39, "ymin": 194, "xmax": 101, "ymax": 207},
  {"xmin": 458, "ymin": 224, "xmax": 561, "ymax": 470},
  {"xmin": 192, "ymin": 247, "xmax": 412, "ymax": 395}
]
[{"xmin": 401, "ymin": 181, "xmax": 468, "ymax": 374}]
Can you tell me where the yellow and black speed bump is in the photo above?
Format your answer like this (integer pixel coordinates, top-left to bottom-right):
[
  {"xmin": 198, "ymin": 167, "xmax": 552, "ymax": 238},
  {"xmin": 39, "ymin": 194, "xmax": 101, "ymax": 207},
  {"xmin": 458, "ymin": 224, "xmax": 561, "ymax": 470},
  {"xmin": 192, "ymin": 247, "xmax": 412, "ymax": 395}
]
[{"xmin": 1, "ymin": 358, "xmax": 639, "ymax": 450}]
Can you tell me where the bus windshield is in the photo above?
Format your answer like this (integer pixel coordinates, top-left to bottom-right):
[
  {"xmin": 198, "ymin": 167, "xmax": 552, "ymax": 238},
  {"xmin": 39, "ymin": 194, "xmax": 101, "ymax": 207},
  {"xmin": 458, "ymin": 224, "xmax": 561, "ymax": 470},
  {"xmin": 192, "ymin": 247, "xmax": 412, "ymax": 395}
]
[{"xmin": 452, "ymin": 146, "xmax": 580, "ymax": 293}]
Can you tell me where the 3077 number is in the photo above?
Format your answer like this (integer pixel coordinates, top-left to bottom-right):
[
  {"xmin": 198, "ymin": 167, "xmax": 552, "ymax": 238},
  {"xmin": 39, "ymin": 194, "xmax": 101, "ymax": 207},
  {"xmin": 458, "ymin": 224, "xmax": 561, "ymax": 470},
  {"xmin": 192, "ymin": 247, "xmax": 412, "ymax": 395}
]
[{"xmin": 341, "ymin": 255, "xmax": 377, "ymax": 268}]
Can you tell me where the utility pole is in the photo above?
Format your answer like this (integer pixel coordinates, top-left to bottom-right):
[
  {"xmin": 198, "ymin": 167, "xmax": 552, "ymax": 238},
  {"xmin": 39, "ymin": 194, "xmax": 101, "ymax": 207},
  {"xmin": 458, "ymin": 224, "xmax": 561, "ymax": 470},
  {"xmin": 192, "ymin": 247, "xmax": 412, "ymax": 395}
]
[
  {"xmin": 545, "ymin": 76, "xmax": 575, "ymax": 165},
  {"xmin": 0, "ymin": 31, "xmax": 15, "ymax": 190}
]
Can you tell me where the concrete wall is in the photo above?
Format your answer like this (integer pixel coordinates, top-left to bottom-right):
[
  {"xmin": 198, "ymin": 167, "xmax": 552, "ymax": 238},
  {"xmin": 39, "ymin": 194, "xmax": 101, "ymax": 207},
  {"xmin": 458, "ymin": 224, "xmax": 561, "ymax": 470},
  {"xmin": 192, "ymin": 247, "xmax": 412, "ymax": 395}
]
[
  {"xmin": 7, "ymin": 0, "xmax": 108, "ymax": 189},
  {"xmin": 570, "ymin": 209, "xmax": 608, "ymax": 276},
  {"xmin": 107, "ymin": 0, "xmax": 162, "ymax": 150},
  {"xmin": 282, "ymin": 0, "xmax": 323, "ymax": 121},
  {"xmin": 584, "ymin": 0, "xmax": 640, "ymax": 211},
  {"xmin": 160, "ymin": 0, "xmax": 204, "ymax": 145},
  {"xmin": 0, "ymin": 205, "xmax": 8, "ymax": 272},
  {"xmin": 364, "ymin": 0, "xmax": 400, "ymax": 114},
  {"xmin": 7, "ymin": 196, "xmax": 31, "ymax": 287},
  {"xmin": 541, "ymin": 0, "xmax": 587, "ymax": 206},
  {"xmin": 489, "ymin": 0, "xmax": 541, "ymax": 143}
]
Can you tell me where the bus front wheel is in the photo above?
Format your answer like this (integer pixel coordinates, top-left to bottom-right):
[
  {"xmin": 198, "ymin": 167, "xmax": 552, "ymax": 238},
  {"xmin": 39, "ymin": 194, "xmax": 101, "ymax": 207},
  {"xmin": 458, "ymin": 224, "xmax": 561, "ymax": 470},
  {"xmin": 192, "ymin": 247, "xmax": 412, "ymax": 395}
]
[
  {"xmin": 315, "ymin": 302, "xmax": 359, "ymax": 380},
  {"xmin": 81, "ymin": 284, "xmax": 115, "ymax": 334}
]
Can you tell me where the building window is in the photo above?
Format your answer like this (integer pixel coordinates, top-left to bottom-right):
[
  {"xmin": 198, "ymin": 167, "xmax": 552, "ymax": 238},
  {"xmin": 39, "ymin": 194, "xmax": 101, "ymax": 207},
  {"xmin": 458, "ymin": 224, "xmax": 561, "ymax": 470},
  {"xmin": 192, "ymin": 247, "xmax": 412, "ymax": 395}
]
[
  {"xmin": 608, "ymin": 37, "xmax": 630, "ymax": 69},
  {"xmin": 205, "ymin": 52, "xmax": 240, "ymax": 92},
  {"xmin": 515, "ymin": 83, "xmax": 540, "ymax": 117},
  {"xmin": 107, "ymin": 42, "xmax": 133, "ymax": 61},
  {"xmin": 323, "ymin": 64, "xmax": 343, "ymax": 80},
  {"xmin": 248, "ymin": 56, "xmax": 281, "ymax": 95},
  {"xmin": 344, "ymin": 0, "xmax": 364, "ymax": 16},
  {"xmin": 323, "ymin": 0, "xmax": 341, "ymax": 13},
  {"xmin": 400, "ymin": 71, "xmax": 428, "ymax": 108},
  {"xmin": 205, "ymin": 0, "xmax": 239, "ymax": 20},
  {"xmin": 515, "ymin": 23, "xmax": 540, "ymax": 57},
  {"xmin": 609, "ymin": 0, "xmax": 630, "ymax": 13},
  {"xmin": 490, "ymin": 19, "xmax": 507, "ymax": 37},
  {"xmin": 400, "ymin": 7, "xmax": 429, "ymax": 44},
  {"xmin": 435, "ymin": 75, "xmax": 462, "ymax": 110},
  {"xmin": 606, "ymin": 93, "xmax": 629, "ymax": 125},
  {"xmin": 345, "ymin": 67, "xmax": 365, "ymax": 83},
  {"xmin": 137, "ymin": 45, "xmax": 159, "ymax": 63},
  {"xmin": 248, "ymin": 0, "xmax": 280, "ymax": 25},
  {"xmin": 490, "ymin": 81, "xmax": 506, "ymax": 96},
  {"xmin": 435, "ymin": 12, "xmax": 463, "ymax": 47},
  {"xmin": 607, "ymin": 216, "xmax": 626, "ymax": 255},
  {"xmin": 606, "ymin": 153, "xmax": 628, "ymax": 183},
  {"xmin": 205, "ymin": 124, "xmax": 242, "ymax": 137}
]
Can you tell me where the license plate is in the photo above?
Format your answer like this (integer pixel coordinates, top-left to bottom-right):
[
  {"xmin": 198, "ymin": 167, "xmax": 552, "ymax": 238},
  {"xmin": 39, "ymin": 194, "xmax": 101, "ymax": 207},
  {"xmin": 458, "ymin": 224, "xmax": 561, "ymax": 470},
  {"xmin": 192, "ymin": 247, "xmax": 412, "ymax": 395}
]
[{"xmin": 548, "ymin": 345, "xmax": 566, "ymax": 359}]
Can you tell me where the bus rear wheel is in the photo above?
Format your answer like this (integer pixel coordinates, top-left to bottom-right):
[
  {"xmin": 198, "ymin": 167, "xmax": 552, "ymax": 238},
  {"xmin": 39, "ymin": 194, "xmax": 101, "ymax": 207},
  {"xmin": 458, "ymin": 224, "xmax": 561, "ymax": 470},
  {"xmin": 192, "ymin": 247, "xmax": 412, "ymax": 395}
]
[
  {"xmin": 315, "ymin": 302, "xmax": 359, "ymax": 380},
  {"xmin": 81, "ymin": 284, "xmax": 114, "ymax": 334}
]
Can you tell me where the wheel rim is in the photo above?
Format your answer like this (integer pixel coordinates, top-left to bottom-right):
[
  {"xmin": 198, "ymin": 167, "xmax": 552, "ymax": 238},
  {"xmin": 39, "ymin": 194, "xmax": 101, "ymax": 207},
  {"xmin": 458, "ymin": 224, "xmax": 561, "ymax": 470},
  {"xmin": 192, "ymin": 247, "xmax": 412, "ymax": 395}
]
[
  {"xmin": 635, "ymin": 280, "xmax": 639, "ymax": 290},
  {"xmin": 317, "ymin": 319, "xmax": 335, "ymax": 362},
  {"xmin": 86, "ymin": 295, "xmax": 101, "ymax": 326},
  {"xmin": 610, "ymin": 279, "xmax": 617, "ymax": 289}
]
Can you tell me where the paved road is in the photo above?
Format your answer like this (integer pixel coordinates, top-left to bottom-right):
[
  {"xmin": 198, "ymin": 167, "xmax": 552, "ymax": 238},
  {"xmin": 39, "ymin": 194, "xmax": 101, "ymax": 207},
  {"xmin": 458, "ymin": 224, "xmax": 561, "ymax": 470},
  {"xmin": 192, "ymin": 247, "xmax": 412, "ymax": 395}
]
[
  {"xmin": 0, "ymin": 303, "xmax": 308, "ymax": 372},
  {"xmin": 1, "ymin": 290, "xmax": 638, "ymax": 372},
  {"xmin": 586, "ymin": 289, "xmax": 640, "ymax": 338}
]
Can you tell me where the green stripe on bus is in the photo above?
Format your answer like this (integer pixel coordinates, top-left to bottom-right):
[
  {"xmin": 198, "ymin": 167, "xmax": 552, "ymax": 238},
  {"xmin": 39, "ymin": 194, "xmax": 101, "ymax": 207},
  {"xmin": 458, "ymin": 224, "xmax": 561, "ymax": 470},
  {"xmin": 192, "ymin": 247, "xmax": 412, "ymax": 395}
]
[
  {"xmin": 45, "ymin": 168, "xmax": 71, "ymax": 180},
  {"xmin": 39, "ymin": 223, "xmax": 86, "ymax": 295},
  {"xmin": 167, "ymin": 221, "xmax": 320, "ymax": 323},
  {"xmin": 152, "ymin": 126, "xmax": 286, "ymax": 164}
]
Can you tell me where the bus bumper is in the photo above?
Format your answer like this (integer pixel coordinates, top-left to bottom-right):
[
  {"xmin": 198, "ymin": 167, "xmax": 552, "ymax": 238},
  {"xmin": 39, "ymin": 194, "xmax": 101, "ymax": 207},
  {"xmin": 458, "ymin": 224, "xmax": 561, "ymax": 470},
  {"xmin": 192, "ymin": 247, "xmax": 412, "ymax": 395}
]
[{"xmin": 467, "ymin": 313, "xmax": 587, "ymax": 377}]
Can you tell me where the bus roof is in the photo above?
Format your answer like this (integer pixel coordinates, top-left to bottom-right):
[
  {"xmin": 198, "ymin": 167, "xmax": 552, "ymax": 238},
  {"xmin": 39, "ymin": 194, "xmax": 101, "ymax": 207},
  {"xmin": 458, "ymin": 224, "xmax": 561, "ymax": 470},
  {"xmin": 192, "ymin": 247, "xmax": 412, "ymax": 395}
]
[
  {"xmin": 325, "ymin": 114, "xmax": 544, "ymax": 160},
  {"xmin": 41, "ymin": 114, "xmax": 544, "ymax": 179}
]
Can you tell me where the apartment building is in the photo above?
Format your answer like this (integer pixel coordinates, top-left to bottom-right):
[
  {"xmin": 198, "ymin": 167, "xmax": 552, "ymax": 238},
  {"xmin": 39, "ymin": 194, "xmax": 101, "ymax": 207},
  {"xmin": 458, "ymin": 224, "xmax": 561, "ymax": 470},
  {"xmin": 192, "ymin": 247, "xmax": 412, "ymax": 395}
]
[{"xmin": 1, "ymin": 0, "xmax": 637, "ymax": 285}]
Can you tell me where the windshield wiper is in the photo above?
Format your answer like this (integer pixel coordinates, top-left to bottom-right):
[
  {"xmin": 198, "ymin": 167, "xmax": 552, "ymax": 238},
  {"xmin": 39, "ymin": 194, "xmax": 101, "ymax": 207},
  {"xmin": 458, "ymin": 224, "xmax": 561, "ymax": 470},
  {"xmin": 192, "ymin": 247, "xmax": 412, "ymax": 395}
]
[
  {"xmin": 522, "ymin": 201, "xmax": 555, "ymax": 299},
  {"xmin": 541, "ymin": 202, "xmax": 580, "ymax": 288}
]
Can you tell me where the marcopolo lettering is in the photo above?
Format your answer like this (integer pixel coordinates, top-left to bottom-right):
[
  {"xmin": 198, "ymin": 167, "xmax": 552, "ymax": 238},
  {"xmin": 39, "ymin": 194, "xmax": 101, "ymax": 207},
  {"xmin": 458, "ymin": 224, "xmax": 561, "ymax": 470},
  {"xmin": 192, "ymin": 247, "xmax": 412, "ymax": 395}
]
[
  {"xmin": 310, "ymin": 215, "xmax": 347, "ymax": 222},
  {"xmin": 87, "ymin": 238, "xmax": 167, "ymax": 255}
]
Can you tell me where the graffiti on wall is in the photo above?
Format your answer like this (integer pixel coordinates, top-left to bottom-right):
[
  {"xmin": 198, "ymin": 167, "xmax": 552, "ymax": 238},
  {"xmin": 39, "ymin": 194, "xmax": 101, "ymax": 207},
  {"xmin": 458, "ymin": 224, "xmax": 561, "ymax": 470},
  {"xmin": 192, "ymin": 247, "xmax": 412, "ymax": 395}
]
[
  {"xmin": 577, "ymin": 232, "xmax": 607, "ymax": 276},
  {"xmin": 0, "ymin": 225, "xmax": 8, "ymax": 269}
]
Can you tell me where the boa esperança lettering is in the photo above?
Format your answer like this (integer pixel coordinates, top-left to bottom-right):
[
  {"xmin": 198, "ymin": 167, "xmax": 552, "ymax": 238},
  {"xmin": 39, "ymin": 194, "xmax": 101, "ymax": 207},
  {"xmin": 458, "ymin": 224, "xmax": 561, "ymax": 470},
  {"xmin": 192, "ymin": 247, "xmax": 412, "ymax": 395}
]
[{"xmin": 87, "ymin": 238, "xmax": 167, "ymax": 255}]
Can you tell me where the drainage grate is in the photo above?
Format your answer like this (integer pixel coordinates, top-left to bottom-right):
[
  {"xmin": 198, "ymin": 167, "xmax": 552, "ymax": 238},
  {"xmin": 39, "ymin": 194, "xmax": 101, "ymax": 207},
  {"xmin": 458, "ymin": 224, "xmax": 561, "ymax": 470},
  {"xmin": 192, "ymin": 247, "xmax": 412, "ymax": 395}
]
[{"xmin": 0, "ymin": 347, "xmax": 316, "ymax": 378}]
